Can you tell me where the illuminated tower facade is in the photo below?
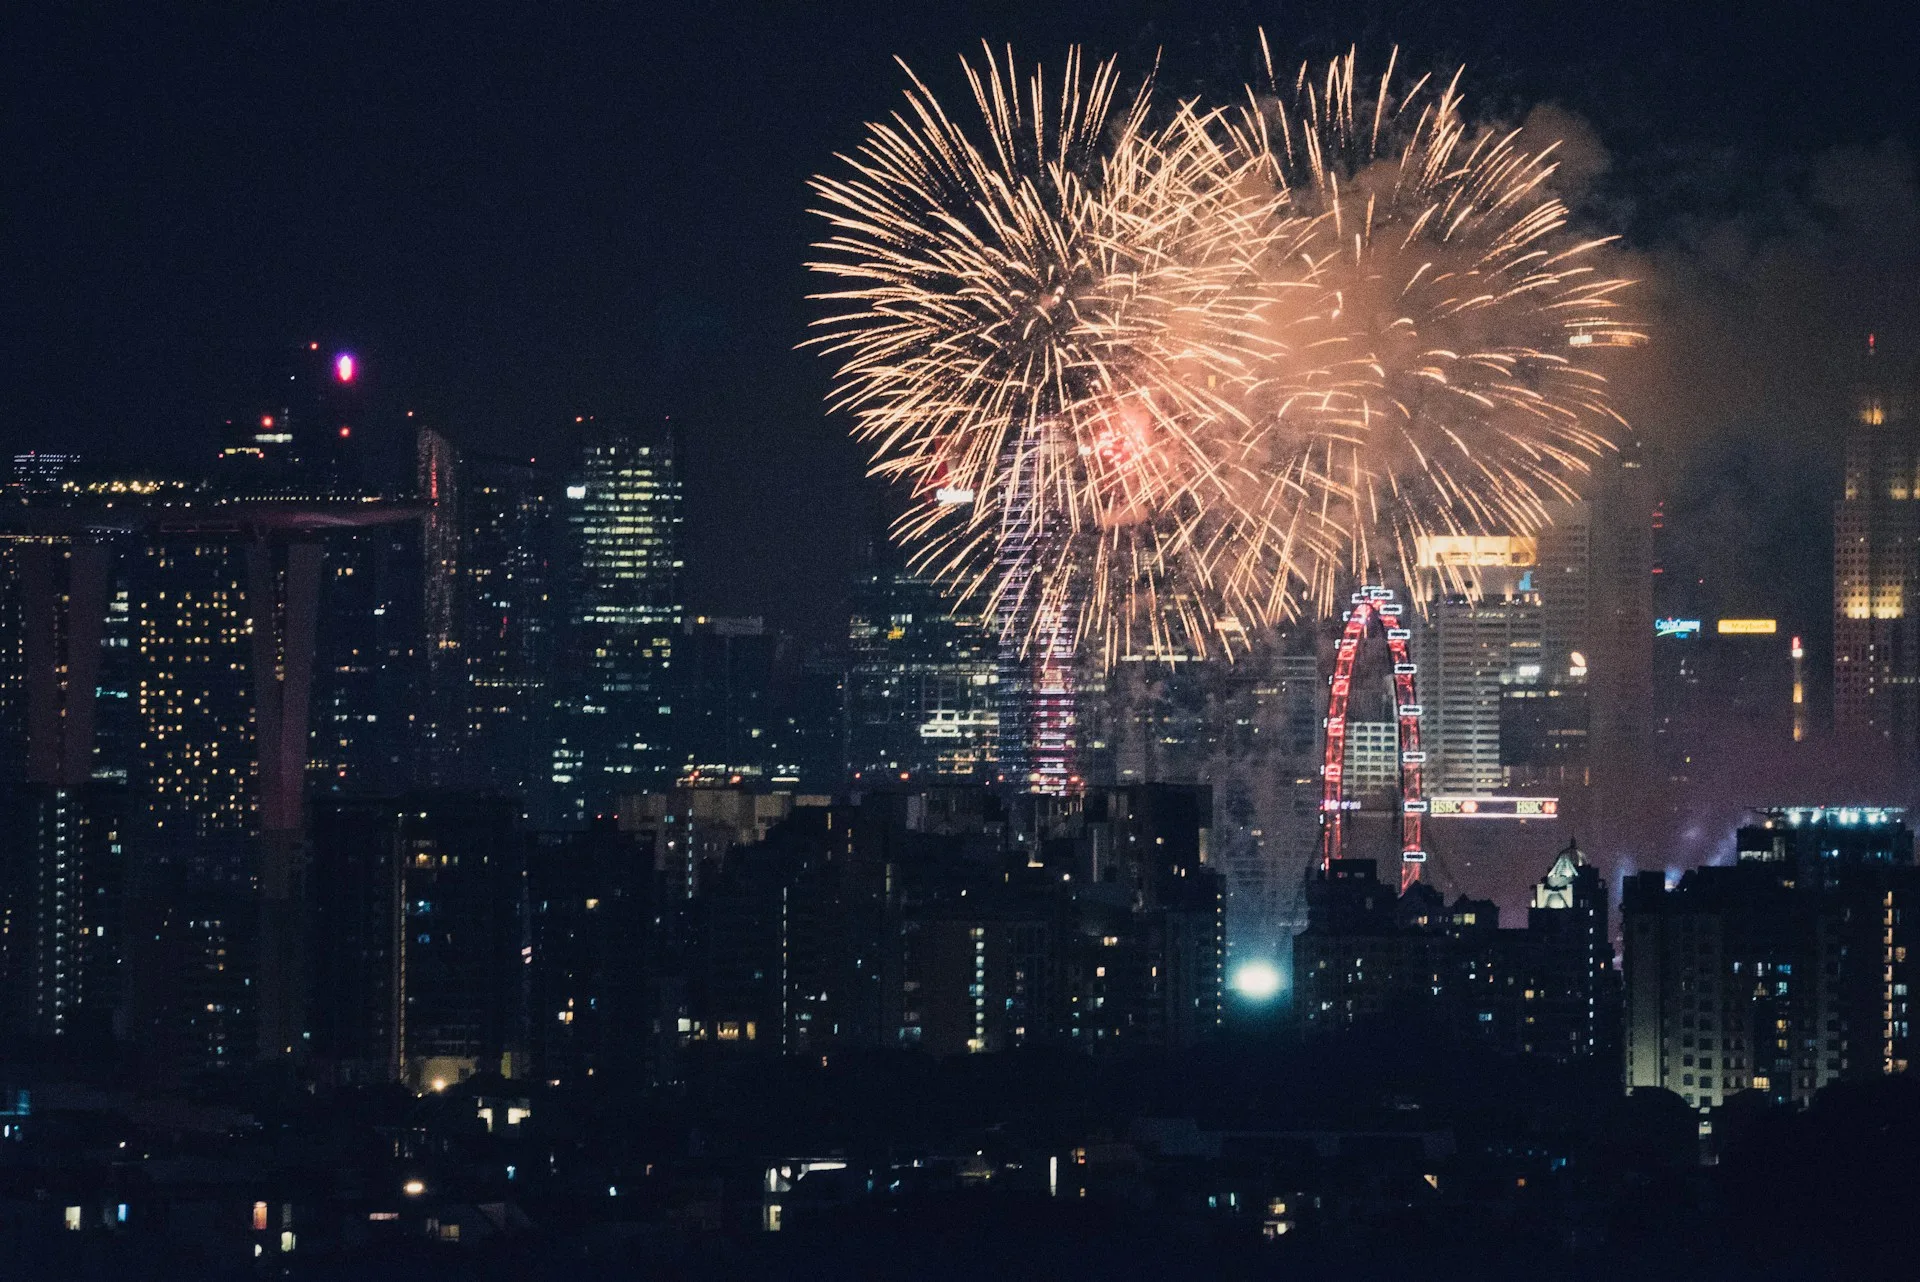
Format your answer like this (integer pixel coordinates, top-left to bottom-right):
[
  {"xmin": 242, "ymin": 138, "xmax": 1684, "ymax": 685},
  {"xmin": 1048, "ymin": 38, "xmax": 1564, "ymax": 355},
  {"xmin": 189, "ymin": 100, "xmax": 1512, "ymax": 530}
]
[
  {"xmin": 554, "ymin": 422, "xmax": 683, "ymax": 819},
  {"xmin": 845, "ymin": 564, "xmax": 999, "ymax": 785},
  {"xmin": 128, "ymin": 539, "xmax": 258, "ymax": 876},
  {"xmin": 990, "ymin": 439, "xmax": 1080, "ymax": 795},
  {"xmin": 1835, "ymin": 348, "xmax": 1920, "ymax": 755},
  {"xmin": 1416, "ymin": 590, "xmax": 1544, "ymax": 795}
]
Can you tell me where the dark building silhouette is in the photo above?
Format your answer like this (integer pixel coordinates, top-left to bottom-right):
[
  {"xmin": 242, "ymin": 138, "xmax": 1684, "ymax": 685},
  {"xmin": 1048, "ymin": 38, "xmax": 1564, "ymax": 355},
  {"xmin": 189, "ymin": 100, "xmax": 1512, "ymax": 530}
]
[
  {"xmin": 417, "ymin": 430, "xmax": 560, "ymax": 806},
  {"xmin": 674, "ymin": 616, "xmax": 783, "ymax": 784},
  {"xmin": 684, "ymin": 784, "xmax": 1224, "ymax": 1057},
  {"xmin": 527, "ymin": 819, "xmax": 660, "ymax": 1087},
  {"xmin": 1294, "ymin": 841, "xmax": 1616, "ymax": 1061},
  {"xmin": 306, "ymin": 793, "xmax": 529, "ymax": 1090}
]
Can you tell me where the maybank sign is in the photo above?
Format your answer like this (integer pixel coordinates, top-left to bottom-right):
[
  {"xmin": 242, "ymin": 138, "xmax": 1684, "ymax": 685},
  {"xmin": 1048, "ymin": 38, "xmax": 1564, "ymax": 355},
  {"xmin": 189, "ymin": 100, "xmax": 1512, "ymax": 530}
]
[{"xmin": 1716, "ymin": 618, "xmax": 1778, "ymax": 635}]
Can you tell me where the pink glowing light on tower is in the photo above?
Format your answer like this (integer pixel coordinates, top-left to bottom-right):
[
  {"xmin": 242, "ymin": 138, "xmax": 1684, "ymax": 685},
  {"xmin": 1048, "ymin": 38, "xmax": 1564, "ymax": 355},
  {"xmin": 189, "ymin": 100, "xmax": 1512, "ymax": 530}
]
[{"xmin": 334, "ymin": 352, "xmax": 357, "ymax": 383}]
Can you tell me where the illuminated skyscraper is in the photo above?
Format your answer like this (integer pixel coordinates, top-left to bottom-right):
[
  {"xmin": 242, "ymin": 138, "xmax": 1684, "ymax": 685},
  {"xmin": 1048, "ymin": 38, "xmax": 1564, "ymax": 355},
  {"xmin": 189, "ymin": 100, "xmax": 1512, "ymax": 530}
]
[
  {"xmin": 553, "ymin": 422, "xmax": 683, "ymax": 819},
  {"xmin": 1835, "ymin": 345, "xmax": 1920, "ymax": 755},
  {"xmin": 845, "ymin": 564, "xmax": 998, "ymax": 785},
  {"xmin": 1416, "ymin": 591, "xmax": 1544, "ymax": 794},
  {"xmin": 127, "ymin": 538, "xmax": 258, "ymax": 876}
]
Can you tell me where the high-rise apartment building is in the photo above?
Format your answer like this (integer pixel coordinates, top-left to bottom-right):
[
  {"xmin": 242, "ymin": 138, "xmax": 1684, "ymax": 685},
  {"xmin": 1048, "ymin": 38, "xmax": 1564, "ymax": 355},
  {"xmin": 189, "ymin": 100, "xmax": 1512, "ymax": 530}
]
[
  {"xmin": 1294, "ymin": 842, "xmax": 1615, "ymax": 1060},
  {"xmin": 308, "ymin": 792, "xmax": 529, "ymax": 1090},
  {"xmin": 685, "ymin": 784, "xmax": 1223, "ymax": 1057},
  {"xmin": 126, "ymin": 538, "xmax": 258, "ymax": 877},
  {"xmin": 1623, "ymin": 807, "xmax": 1920, "ymax": 1110},
  {"xmin": 553, "ymin": 423, "xmax": 683, "ymax": 819},
  {"xmin": 1835, "ymin": 350, "xmax": 1920, "ymax": 755}
]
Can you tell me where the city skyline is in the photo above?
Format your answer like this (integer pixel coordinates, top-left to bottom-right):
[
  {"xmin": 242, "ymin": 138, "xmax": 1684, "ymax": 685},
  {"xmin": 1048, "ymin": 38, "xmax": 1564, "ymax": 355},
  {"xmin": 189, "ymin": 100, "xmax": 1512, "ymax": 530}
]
[{"xmin": 3, "ymin": 6, "xmax": 1920, "ymax": 1276}]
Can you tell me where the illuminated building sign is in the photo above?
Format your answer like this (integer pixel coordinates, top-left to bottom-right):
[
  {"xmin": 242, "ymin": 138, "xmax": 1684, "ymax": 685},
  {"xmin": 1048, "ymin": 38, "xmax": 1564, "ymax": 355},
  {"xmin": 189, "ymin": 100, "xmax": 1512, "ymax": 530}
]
[
  {"xmin": 1429, "ymin": 795, "xmax": 1560, "ymax": 819},
  {"xmin": 1415, "ymin": 534, "xmax": 1537, "ymax": 568},
  {"xmin": 935, "ymin": 486, "xmax": 976, "ymax": 506},
  {"xmin": 1716, "ymin": 618, "xmax": 1778, "ymax": 635},
  {"xmin": 1654, "ymin": 618, "xmax": 1701, "ymax": 638}
]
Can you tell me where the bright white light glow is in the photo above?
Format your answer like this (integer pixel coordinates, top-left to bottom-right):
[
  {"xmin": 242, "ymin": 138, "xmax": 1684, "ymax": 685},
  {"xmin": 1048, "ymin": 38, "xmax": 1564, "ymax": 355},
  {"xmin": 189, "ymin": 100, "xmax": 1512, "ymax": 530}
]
[{"xmin": 1231, "ymin": 960, "xmax": 1282, "ymax": 1001}]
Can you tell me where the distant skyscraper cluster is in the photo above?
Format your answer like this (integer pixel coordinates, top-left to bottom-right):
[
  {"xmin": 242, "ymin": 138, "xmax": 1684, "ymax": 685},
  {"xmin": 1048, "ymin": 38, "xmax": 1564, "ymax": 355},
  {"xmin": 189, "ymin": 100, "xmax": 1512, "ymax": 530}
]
[{"xmin": 0, "ymin": 334, "xmax": 1912, "ymax": 1105}]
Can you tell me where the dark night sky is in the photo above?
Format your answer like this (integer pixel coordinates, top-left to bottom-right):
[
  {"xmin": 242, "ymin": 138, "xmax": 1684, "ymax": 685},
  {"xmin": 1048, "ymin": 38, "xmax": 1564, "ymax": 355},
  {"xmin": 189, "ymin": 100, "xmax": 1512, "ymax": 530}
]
[{"xmin": 3, "ymin": 1, "xmax": 1918, "ymax": 649}]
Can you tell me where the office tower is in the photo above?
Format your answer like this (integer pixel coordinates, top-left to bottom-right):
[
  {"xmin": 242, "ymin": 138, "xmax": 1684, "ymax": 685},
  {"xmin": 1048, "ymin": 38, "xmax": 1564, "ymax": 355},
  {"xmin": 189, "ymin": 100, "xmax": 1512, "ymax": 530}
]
[
  {"xmin": 1589, "ymin": 445, "xmax": 1656, "ymax": 849},
  {"xmin": 553, "ymin": 422, "xmax": 683, "ymax": 819},
  {"xmin": 1623, "ymin": 806, "xmax": 1920, "ymax": 1110},
  {"xmin": 1416, "ymin": 590, "xmax": 1544, "ymax": 794},
  {"xmin": 308, "ymin": 521, "xmax": 426, "ymax": 796},
  {"xmin": 309, "ymin": 793, "xmax": 528, "ymax": 1090},
  {"xmin": 844, "ymin": 565, "xmax": 998, "ymax": 785},
  {"xmin": 774, "ymin": 645, "xmax": 847, "ymax": 792},
  {"xmin": 1653, "ymin": 617, "xmax": 1798, "ymax": 801},
  {"xmin": 1835, "ymin": 349, "xmax": 1920, "ymax": 755},
  {"xmin": 418, "ymin": 429, "xmax": 558, "ymax": 800},
  {"xmin": 1534, "ymin": 502, "xmax": 1593, "ymax": 680},
  {"xmin": 418, "ymin": 426, "xmax": 463, "ymax": 782},
  {"xmin": 1503, "ymin": 503, "xmax": 1594, "ymax": 796},
  {"xmin": 459, "ymin": 451, "xmax": 557, "ymax": 797},
  {"xmin": 675, "ymin": 616, "xmax": 782, "ymax": 784}
]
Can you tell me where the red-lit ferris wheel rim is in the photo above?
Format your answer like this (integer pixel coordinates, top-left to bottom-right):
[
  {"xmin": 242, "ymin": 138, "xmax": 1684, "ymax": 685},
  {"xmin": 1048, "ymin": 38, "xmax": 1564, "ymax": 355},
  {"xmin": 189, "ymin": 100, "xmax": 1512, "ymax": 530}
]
[{"xmin": 1320, "ymin": 586, "xmax": 1427, "ymax": 891}]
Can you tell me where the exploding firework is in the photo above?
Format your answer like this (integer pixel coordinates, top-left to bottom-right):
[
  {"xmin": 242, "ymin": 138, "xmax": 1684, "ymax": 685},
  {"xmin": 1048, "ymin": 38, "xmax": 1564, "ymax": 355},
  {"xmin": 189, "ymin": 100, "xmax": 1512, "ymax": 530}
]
[
  {"xmin": 808, "ymin": 42, "xmax": 1640, "ymax": 657},
  {"xmin": 1227, "ymin": 41, "xmax": 1642, "ymax": 606},
  {"xmin": 807, "ymin": 46, "xmax": 1327, "ymax": 662}
]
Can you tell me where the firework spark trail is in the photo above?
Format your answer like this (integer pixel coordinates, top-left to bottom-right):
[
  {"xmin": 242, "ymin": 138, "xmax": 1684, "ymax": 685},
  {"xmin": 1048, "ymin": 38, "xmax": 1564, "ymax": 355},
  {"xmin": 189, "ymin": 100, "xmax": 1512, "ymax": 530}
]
[
  {"xmin": 807, "ymin": 41, "xmax": 1641, "ymax": 660},
  {"xmin": 1227, "ymin": 46, "xmax": 1643, "ymax": 605}
]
